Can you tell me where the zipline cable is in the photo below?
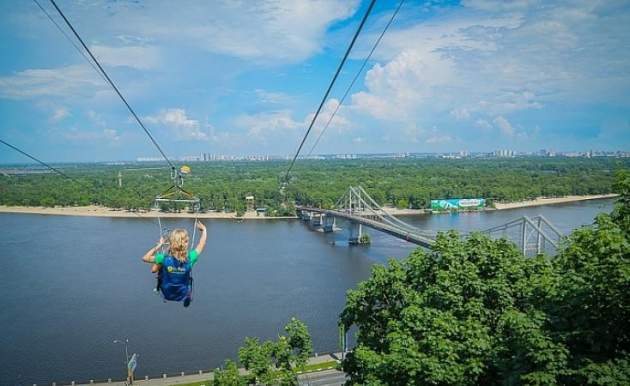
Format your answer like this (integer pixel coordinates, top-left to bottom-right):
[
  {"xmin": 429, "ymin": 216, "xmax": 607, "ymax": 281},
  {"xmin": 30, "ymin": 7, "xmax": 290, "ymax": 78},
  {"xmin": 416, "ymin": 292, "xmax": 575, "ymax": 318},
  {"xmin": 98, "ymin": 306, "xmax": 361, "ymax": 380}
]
[
  {"xmin": 306, "ymin": 0, "xmax": 405, "ymax": 158},
  {"xmin": 48, "ymin": 0, "xmax": 175, "ymax": 170},
  {"xmin": 0, "ymin": 139, "xmax": 155, "ymax": 222},
  {"xmin": 1, "ymin": 139, "xmax": 78, "ymax": 182},
  {"xmin": 7, "ymin": 3, "xmax": 196, "ymax": 236},
  {"xmin": 32, "ymin": 0, "xmax": 108, "ymax": 85},
  {"xmin": 283, "ymin": 0, "xmax": 377, "ymax": 183}
]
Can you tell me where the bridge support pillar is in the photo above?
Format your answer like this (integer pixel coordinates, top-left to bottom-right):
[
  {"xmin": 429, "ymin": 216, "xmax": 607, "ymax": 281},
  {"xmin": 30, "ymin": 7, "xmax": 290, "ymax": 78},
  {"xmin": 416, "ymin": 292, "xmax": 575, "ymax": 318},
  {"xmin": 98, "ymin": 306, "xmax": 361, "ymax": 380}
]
[
  {"xmin": 323, "ymin": 215, "xmax": 336, "ymax": 232},
  {"xmin": 348, "ymin": 222, "xmax": 364, "ymax": 245},
  {"xmin": 536, "ymin": 217, "xmax": 543, "ymax": 254},
  {"xmin": 311, "ymin": 213, "xmax": 323, "ymax": 227},
  {"xmin": 521, "ymin": 222, "xmax": 527, "ymax": 256}
]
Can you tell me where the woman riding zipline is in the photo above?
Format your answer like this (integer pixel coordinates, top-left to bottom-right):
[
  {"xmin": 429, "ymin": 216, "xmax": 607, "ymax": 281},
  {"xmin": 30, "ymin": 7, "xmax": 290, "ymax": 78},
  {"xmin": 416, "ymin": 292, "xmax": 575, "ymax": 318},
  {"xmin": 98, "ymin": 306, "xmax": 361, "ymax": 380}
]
[{"xmin": 141, "ymin": 221, "xmax": 207, "ymax": 307}]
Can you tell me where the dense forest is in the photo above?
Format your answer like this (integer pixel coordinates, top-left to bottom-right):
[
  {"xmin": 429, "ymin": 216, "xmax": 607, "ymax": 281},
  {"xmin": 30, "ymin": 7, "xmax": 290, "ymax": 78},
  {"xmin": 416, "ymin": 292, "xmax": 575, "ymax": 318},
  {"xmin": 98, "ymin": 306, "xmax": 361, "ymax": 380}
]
[{"xmin": 0, "ymin": 157, "xmax": 627, "ymax": 216}]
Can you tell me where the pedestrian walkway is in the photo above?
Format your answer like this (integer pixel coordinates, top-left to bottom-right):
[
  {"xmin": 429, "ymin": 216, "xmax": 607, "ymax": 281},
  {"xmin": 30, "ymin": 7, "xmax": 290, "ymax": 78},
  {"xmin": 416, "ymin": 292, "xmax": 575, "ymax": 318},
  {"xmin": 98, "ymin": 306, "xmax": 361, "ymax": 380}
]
[
  {"xmin": 298, "ymin": 369, "xmax": 346, "ymax": 386},
  {"xmin": 73, "ymin": 353, "xmax": 343, "ymax": 386}
]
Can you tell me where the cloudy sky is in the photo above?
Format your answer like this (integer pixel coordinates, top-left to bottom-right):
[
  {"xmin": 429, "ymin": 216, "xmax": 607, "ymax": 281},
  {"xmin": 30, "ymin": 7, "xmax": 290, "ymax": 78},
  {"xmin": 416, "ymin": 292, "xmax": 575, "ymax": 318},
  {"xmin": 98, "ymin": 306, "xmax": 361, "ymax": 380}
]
[{"xmin": 0, "ymin": 0, "xmax": 629, "ymax": 162}]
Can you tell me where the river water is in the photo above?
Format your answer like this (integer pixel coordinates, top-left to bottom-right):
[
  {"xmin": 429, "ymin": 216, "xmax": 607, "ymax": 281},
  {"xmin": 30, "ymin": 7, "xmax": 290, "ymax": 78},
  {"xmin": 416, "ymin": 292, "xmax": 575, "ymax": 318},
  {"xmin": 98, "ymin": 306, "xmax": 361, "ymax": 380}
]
[{"xmin": 0, "ymin": 199, "xmax": 614, "ymax": 385}]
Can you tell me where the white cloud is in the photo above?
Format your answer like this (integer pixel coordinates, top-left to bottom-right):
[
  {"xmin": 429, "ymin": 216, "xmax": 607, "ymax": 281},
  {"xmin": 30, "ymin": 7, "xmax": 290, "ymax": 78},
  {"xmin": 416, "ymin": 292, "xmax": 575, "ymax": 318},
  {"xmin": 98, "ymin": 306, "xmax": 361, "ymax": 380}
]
[
  {"xmin": 462, "ymin": 0, "xmax": 538, "ymax": 12},
  {"xmin": 206, "ymin": 126, "xmax": 238, "ymax": 145},
  {"xmin": 235, "ymin": 98, "xmax": 351, "ymax": 145},
  {"xmin": 87, "ymin": 0, "xmax": 359, "ymax": 63},
  {"xmin": 348, "ymin": 0, "xmax": 630, "ymax": 144},
  {"xmin": 103, "ymin": 128, "xmax": 121, "ymax": 142},
  {"xmin": 235, "ymin": 110, "xmax": 300, "ymax": 139},
  {"xmin": 0, "ymin": 65, "xmax": 104, "ymax": 100},
  {"xmin": 61, "ymin": 127, "xmax": 120, "ymax": 143},
  {"xmin": 87, "ymin": 110, "xmax": 106, "ymax": 127},
  {"xmin": 185, "ymin": 0, "xmax": 357, "ymax": 62},
  {"xmin": 477, "ymin": 90, "xmax": 543, "ymax": 115},
  {"xmin": 450, "ymin": 108, "xmax": 470, "ymax": 120},
  {"xmin": 52, "ymin": 110, "xmax": 120, "ymax": 144},
  {"xmin": 402, "ymin": 124, "xmax": 426, "ymax": 143},
  {"xmin": 308, "ymin": 98, "xmax": 351, "ymax": 135},
  {"xmin": 493, "ymin": 115, "xmax": 515, "ymax": 137},
  {"xmin": 90, "ymin": 45, "xmax": 160, "ymax": 70},
  {"xmin": 255, "ymin": 89, "xmax": 290, "ymax": 105},
  {"xmin": 425, "ymin": 134, "xmax": 453, "ymax": 144},
  {"xmin": 145, "ymin": 108, "xmax": 208, "ymax": 141},
  {"xmin": 475, "ymin": 119, "xmax": 493, "ymax": 132},
  {"xmin": 51, "ymin": 107, "xmax": 70, "ymax": 121},
  {"xmin": 352, "ymin": 48, "xmax": 457, "ymax": 121}
]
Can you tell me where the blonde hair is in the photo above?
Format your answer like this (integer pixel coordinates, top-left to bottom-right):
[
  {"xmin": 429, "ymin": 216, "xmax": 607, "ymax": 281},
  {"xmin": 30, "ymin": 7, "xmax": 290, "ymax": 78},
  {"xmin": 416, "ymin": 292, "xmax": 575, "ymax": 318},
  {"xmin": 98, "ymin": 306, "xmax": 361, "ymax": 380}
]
[{"xmin": 168, "ymin": 228, "xmax": 189, "ymax": 262}]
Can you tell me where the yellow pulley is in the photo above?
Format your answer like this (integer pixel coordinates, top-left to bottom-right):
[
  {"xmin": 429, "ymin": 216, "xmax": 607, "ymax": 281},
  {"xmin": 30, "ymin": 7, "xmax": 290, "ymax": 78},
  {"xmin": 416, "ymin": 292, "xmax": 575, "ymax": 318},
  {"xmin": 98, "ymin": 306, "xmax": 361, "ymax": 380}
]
[{"xmin": 180, "ymin": 165, "xmax": 191, "ymax": 175}]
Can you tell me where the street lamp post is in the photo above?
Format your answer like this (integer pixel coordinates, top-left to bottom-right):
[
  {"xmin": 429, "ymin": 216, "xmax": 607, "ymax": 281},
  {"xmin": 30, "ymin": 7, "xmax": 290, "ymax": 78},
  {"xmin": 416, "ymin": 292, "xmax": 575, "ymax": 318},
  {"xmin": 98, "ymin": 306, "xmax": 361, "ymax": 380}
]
[{"xmin": 113, "ymin": 338, "xmax": 130, "ymax": 383}]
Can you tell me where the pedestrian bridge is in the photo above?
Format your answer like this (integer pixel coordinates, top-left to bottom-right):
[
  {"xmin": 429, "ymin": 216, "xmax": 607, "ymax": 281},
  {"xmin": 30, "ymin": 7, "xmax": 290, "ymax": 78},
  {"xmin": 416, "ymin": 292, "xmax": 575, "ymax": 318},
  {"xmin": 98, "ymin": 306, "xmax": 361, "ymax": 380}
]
[{"xmin": 297, "ymin": 186, "xmax": 564, "ymax": 256}]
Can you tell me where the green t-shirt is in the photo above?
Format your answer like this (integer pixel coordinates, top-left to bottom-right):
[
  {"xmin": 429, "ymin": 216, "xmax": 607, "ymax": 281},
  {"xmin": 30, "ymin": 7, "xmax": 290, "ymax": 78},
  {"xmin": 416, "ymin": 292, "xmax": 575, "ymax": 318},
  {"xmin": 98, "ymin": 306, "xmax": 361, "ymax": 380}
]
[{"xmin": 155, "ymin": 250, "xmax": 199, "ymax": 266}]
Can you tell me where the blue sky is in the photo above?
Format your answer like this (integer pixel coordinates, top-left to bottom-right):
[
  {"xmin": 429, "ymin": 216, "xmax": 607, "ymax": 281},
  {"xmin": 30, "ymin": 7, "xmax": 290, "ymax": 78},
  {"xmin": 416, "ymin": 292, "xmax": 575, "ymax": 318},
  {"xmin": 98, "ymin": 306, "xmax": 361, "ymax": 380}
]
[{"xmin": 0, "ymin": 0, "xmax": 629, "ymax": 163}]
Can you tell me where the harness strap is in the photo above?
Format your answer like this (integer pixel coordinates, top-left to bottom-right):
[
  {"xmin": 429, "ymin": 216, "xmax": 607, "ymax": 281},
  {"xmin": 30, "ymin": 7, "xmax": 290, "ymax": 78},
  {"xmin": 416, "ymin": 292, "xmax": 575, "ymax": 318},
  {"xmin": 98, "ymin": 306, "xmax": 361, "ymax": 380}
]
[{"xmin": 191, "ymin": 217, "xmax": 199, "ymax": 249}]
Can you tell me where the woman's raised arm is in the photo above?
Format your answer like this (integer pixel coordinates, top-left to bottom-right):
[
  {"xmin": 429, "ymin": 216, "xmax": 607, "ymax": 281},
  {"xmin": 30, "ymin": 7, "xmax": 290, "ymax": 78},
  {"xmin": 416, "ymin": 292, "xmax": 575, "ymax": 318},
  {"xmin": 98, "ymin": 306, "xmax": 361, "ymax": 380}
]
[
  {"xmin": 195, "ymin": 221, "xmax": 207, "ymax": 255},
  {"xmin": 141, "ymin": 237, "xmax": 164, "ymax": 263}
]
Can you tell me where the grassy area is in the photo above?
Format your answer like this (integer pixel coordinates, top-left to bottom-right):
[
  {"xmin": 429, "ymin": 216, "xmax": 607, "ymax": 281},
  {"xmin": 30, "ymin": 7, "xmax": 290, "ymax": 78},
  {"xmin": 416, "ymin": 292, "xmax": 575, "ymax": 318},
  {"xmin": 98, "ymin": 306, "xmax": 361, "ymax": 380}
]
[
  {"xmin": 170, "ymin": 381, "xmax": 212, "ymax": 386},
  {"xmin": 298, "ymin": 360, "xmax": 339, "ymax": 373},
  {"xmin": 171, "ymin": 360, "xmax": 340, "ymax": 386}
]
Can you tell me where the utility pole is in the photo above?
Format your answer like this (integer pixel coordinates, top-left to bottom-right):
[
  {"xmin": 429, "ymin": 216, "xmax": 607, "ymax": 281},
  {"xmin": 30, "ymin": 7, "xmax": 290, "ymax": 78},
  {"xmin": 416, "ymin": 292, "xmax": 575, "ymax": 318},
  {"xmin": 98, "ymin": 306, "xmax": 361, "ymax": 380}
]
[
  {"xmin": 114, "ymin": 338, "xmax": 130, "ymax": 384},
  {"xmin": 118, "ymin": 171, "xmax": 122, "ymax": 188}
]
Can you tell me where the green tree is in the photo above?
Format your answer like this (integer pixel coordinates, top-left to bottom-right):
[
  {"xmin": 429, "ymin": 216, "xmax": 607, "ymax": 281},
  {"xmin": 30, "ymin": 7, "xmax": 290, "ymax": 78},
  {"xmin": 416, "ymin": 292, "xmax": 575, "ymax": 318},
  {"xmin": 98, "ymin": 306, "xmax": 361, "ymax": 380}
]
[
  {"xmin": 238, "ymin": 337, "xmax": 274, "ymax": 384},
  {"xmin": 611, "ymin": 168, "xmax": 630, "ymax": 235},
  {"xmin": 395, "ymin": 198, "xmax": 409, "ymax": 209},
  {"xmin": 340, "ymin": 232, "xmax": 565, "ymax": 385},
  {"xmin": 237, "ymin": 318, "xmax": 313, "ymax": 385},
  {"xmin": 284, "ymin": 317, "xmax": 313, "ymax": 369},
  {"xmin": 548, "ymin": 170, "xmax": 630, "ymax": 384},
  {"xmin": 213, "ymin": 359, "xmax": 244, "ymax": 386}
]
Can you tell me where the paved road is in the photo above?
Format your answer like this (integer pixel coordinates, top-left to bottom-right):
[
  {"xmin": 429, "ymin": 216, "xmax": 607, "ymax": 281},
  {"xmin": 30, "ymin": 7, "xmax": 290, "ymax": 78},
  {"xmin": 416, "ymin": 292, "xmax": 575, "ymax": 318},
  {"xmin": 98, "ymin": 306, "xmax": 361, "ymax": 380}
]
[
  {"xmin": 82, "ymin": 353, "xmax": 344, "ymax": 386},
  {"xmin": 299, "ymin": 369, "xmax": 347, "ymax": 386},
  {"xmin": 79, "ymin": 368, "xmax": 346, "ymax": 386}
]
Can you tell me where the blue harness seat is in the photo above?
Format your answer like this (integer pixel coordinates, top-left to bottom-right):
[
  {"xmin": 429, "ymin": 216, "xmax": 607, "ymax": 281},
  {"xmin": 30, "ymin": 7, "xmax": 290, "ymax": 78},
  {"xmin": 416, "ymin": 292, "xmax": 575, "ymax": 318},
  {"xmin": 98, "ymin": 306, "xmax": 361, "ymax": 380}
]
[{"xmin": 158, "ymin": 255, "xmax": 193, "ymax": 302}]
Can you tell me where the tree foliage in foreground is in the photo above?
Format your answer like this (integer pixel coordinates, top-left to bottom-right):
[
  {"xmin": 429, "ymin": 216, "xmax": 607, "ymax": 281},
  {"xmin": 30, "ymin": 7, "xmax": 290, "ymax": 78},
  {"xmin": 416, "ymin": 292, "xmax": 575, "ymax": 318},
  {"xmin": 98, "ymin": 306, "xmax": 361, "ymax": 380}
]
[
  {"xmin": 213, "ymin": 359, "xmax": 244, "ymax": 386},
  {"xmin": 339, "ymin": 170, "xmax": 629, "ymax": 385},
  {"xmin": 225, "ymin": 317, "xmax": 312, "ymax": 386}
]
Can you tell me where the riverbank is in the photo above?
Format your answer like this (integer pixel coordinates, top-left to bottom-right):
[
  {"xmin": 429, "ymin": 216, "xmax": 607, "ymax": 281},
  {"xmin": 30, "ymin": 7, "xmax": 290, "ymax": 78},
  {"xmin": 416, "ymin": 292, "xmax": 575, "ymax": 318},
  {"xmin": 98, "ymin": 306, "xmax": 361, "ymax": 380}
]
[
  {"xmin": 492, "ymin": 194, "xmax": 618, "ymax": 210},
  {"xmin": 384, "ymin": 194, "xmax": 618, "ymax": 215},
  {"xmin": 54, "ymin": 353, "xmax": 341, "ymax": 386},
  {"xmin": 0, "ymin": 205, "xmax": 297, "ymax": 219},
  {"xmin": 0, "ymin": 194, "xmax": 617, "ymax": 219}
]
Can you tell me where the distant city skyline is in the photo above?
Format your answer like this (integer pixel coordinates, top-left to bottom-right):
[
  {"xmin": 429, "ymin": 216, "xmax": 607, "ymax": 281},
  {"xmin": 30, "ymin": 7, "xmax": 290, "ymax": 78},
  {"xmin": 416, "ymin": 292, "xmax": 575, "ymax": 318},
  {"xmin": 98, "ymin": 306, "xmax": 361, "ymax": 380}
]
[
  {"xmin": 136, "ymin": 148, "xmax": 628, "ymax": 161},
  {"xmin": 8, "ymin": 148, "xmax": 628, "ymax": 166},
  {"xmin": 1, "ymin": 1, "xmax": 629, "ymax": 163}
]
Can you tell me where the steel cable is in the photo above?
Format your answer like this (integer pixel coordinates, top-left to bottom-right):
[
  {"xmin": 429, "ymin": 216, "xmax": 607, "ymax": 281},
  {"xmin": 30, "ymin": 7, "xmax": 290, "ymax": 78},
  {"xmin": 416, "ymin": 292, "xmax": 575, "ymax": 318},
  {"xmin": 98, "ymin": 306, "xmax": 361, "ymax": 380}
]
[{"xmin": 283, "ymin": 0, "xmax": 377, "ymax": 183}]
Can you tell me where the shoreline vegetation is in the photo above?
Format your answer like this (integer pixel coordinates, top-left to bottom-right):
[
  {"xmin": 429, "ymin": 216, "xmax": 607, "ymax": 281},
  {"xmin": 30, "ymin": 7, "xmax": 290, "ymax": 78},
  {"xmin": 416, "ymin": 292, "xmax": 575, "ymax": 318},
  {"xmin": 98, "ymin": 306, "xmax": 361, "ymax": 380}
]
[
  {"xmin": 0, "ymin": 193, "xmax": 617, "ymax": 219},
  {"xmin": 2, "ymin": 159, "xmax": 625, "ymax": 216}
]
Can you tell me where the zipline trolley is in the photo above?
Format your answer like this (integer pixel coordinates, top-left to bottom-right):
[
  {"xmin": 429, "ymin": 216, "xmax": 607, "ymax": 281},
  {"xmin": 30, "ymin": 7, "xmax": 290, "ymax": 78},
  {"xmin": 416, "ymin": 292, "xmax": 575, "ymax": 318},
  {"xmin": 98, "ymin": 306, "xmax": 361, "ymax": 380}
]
[{"xmin": 153, "ymin": 165, "xmax": 201, "ymax": 213}]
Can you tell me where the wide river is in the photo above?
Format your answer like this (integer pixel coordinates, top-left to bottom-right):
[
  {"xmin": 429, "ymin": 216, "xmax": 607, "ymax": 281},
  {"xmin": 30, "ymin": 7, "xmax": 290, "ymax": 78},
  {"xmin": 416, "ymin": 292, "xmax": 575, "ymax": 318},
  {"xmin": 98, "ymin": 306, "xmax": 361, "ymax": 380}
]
[{"xmin": 0, "ymin": 199, "xmax": 614, "ymax": 385}]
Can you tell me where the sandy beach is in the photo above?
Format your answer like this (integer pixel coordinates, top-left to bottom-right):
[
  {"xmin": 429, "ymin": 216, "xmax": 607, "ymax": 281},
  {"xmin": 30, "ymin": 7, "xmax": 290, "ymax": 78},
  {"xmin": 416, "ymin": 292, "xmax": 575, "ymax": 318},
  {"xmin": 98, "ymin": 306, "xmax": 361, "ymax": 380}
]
[
  {"xmin": 0, "ymin": 205, "xmax": 297, "ymax": 219},
  {"xmin": 381, "ymin": 206, "xmax": 428, "ymax": 216},
  {"xmin": 382, "ymin": 193, "xmax": 617, "ymax": 215},
  {"xmin": 492, "ymin": 194, "xmax": 618, "ymax": 210},
  {"xmin": 0, "ymin": 194, "xmax": 617, "ymax": 219}
]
